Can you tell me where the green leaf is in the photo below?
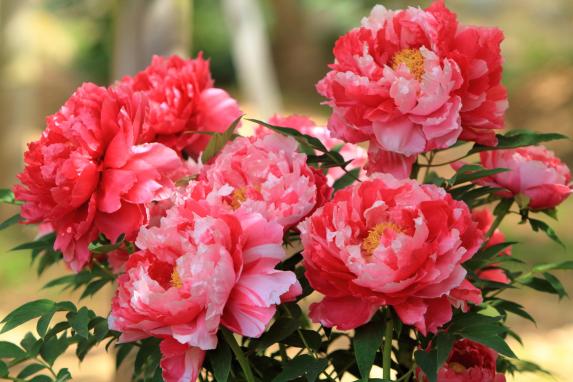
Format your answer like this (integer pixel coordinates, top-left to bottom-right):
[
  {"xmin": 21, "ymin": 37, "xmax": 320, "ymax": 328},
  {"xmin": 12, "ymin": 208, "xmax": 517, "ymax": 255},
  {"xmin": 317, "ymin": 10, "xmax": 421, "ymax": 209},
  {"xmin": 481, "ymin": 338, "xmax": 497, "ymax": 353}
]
[
  {"xmin": 21, "ymin": 332, "xmax": 42, "ymax": 356},
  {"xmin": 88, "ymin": 234, "xmax": 125, "ymax": 254},
  {"xmin": 40, "ymin": 335, "xmax": 69, "ymax": 365},
  {"xmin": 67, "ymin": 307, "xmax": 91, "ymax": 338},
  {"xmin": 0, "ymin": 189, "xmax": 16, "ymax": 204},
  {"xmin": 56, "ymin": 368, "xmax": 72, "ymax": 382},
  {"xmin": 435, "ymin": 333, "xmax": 455, "ymax": 368},
  {"xmin": 271, "ymin": 354, "xmax": 328, "ymax": 382},
  {"xmin": 468, "ymin": 130, "xmax": 568, "ymax": 155},
  {"xmin": 333, "ymin": 168, "xmax": 361, "ymax": 191},
  {"xmin": 37, "ymin": 310, "xmax": 56, "ymax": 338},
  {"xmin": 202, "ymin": 115, "xmax": 242, "ymax": 163},
  {"xmin": 1, "ymin": 300, "xmax": 56, "ymax": 333},
  {"xmin": 250, "ymin": 119, "xmax": 328, "ymax": 153},
  {"xmin": 0, "ymin": 213, "xmax": 21, "ymax": 230},
  {"xmin": 256, "ymin": 317, "xmax": 300, "ymax": 351},
  {"xmin": 17, "ymin": 363, "xmax": 47, "ymax": 379},
  {"xmin": 282, "ymin": 329, "xmax": 322, "ymax": 351},
  {"xmin": 492, "ymin": 300, "xmax": 535, "ymax": 323},
  {"xmin": 115, "ymin": 343, "xmax": 134, "ymax": 369},
  {"xmin": 353, "ymin": 319, "xmax": 385, "ymax": 380},
  {"xmin": 493, "ymin": 198, "xmax": 514, "ymax": 217},
  {"xmin": 460, "ymin": 334, "xmax": 515, "ymax": 358},
  {"xmin": 80, "ymin": 279, "xmax": 110, "ymax": 300},
  {"xmin": 528, "ymin": 218, "xmax": 564, "ymax": 247},
  {"xmin": 0, "ymin": 360, "xmax": 7, "ymax": 378},
  {"xmin": 209, "ymin": 337, "xmax": 232, "ymax": 382},
  {"xmin": 29, "ymin": 375, "xmax": 53, "ymax": 382},
  {"xmin": 542, "ymin": 272, "xmax": 568, "ymax": 299},
  {"xmin": 0, "ymin": 341, "xmax": 27, "ymax": 359},
  {"xmin": 92, "ymin": 317, "xmax": 109, "ymax": 341},
  {"xmin": 415, "ymin": 350, "xmax": 438, "ymax": 382},
  {"xmin": 451, "ymin": 165, "xmax": 509, "ymax": 185},
  {"xmin": 532, "ymin": 261, "xmax": 573, "ymax": 273}
]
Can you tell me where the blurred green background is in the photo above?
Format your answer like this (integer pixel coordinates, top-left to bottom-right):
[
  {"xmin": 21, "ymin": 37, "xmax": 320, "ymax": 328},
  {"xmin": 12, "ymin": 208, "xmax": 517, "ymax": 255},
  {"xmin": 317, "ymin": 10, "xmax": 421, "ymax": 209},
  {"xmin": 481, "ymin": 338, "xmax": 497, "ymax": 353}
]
[{"xmin": 0, "ymin": 1, "xmax": 572, "ymax": 381}]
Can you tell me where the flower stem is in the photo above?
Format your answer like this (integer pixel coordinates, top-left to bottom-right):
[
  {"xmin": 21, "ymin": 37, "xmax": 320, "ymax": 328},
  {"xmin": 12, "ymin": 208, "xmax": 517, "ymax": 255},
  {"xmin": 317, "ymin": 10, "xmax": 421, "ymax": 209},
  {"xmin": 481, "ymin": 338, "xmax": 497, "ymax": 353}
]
[
  {"xmin": 222, "ymin": 328, "xmax": 255, "ymax": 382},
  {"xmin": 383, "ymin": 310, "xmax": 394, "ymax": 381}
]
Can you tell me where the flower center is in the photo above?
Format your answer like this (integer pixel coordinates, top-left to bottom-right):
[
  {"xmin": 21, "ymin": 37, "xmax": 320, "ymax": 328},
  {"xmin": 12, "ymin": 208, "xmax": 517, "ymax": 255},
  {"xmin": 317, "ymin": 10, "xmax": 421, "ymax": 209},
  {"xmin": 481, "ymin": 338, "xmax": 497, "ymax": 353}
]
[
  {"xmin": 392, "ymin": 48, "xmax": 425, "ymax": 80},
  {"xmin": 170, "ymin": 268, "xmax": 183, "ymax": 288},
  {"xmin": 230, "ymin": 187, "xmax": 248, "ymax": 210},
  {"xmin": 448, "ymin": 362, "xmax": 467, "ymax": 374},
  {"xmin": 362, "ymin": 222, "xmax": 402, "ymax": 255}
]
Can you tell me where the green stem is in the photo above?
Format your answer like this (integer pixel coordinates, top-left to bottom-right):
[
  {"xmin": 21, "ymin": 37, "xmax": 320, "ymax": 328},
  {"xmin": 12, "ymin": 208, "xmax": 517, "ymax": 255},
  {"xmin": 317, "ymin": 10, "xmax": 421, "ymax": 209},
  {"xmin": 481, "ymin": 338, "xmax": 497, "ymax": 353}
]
[
  {"xmin": 383, "ymin": 311, "xmax": 394, "ymax": 381},
  {"xmin": 222, "ymin": 328, "xmax": 255, "ymax": 382},
  {"xmin": 485, "ymin": 212, "xmax": 505, "ymax": 239}
]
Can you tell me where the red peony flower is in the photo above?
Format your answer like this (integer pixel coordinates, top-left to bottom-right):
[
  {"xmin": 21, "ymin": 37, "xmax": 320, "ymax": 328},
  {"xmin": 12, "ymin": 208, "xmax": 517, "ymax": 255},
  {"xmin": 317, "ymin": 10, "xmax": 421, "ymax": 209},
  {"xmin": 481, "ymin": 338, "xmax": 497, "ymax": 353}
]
[
  {"xmin": 116, "ymin": 54, "xmax": 242, "ymax": 157},
  {"xmin": 14, "ymin": 83, "xmax": 182, "ymax": 271},
  {"xmin": 317, "ymin": 0, "xmax": 507, "ymax": 176},
  {"xmin": 299, "ymin": 174, "xmax": 483, "ymax": 334},
  {"xmin": 259, "ymin": 114, "xmax": 368, "ymax": 185},
  {"xmin": 472, "ymin": 208, "xmax": 511, "ymax": 284},
  {"xmin": 417, "ymin": 339, "xmax": 506, "ymax": 382},
  {"xmin": 199, "ymin": 132, "xmax": 332, "ymax": 230},
  {"xmin": 469, "ymin": 146, "xmax": 572, "ymax": 210},
  {"xmin": 108, "ymin": 181, "xmax": 298, "ymax": 382}
]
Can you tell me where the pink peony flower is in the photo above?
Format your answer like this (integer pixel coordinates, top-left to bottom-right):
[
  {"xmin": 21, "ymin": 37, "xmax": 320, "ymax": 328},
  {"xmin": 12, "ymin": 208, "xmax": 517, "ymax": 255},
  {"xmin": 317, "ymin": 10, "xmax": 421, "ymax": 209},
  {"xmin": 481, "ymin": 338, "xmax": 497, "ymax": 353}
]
[
  {"xmin": 317, "ymin": 1, "xmax": 507, "ymax": 175},
  {"xmin": 472, "ymin": 208, "xmax": 511, "ymax": 284},
  {"xmin": 473, "ymin": 146, "xmax": 572, "ymax": 210},
  {"xmin": 417, "ymin": 339, "xmax": 506, "ymax": 382},
  {"xmin": 14, "ymin": 83, "xmax": 182, "ymax": 271},
  {"xmin": 108, "ymin": 183, "xmax": 298, "ymax": 382},
  {"xmin": 117, "ymin": 54, "xmax": 242, "ymax": 157},
  {"xmin": 199, "ymin": 133, "xmax": 331, "ymax": 229},
  {"xmin": 258, "ymin": 114, "xmax": 368, "ymax": 185},
  {"xmin": 299, "ymin": 174, "xmax": 483, "ymax": 334}
]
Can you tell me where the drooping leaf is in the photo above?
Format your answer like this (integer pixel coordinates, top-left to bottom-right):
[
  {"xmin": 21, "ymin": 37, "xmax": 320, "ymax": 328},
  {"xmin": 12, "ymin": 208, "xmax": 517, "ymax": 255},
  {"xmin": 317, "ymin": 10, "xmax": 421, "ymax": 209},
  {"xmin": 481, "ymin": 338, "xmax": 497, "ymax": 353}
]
[
  {"xmin": 1, "ymin": 300, "xmax": 56, "ymax": 334},
  {"xmin": 201, "ymin": 115, "xmax": 243, "ymax": 163},
  {"xmin": 209, "ymin": 335, "xmax": 232, "ymax": 382},
  {"xmin": 353, "ymin": 319, "xmax": 385, "ymax": 380},
  {"xmin": 528, "ymin": 218, "xmax": 564, "ymax": 247},
  {"xmin": 415, "ymin": 349, "xmax": 438, "ymax": 382},
  {"xmin": 0, "ymin": 213, "xmax": 21, "ymax": 230},
  {"xmin": 468, "ymin": 131, "xmax": 568, "ymax": 155}
]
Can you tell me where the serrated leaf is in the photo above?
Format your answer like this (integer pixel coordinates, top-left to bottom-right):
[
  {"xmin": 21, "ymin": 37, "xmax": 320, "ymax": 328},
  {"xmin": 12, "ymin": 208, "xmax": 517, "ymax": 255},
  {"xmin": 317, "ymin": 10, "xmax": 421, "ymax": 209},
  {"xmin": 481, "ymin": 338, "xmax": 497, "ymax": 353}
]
[
  {"xmin": 209, "ymin": 337, "xmax": 232, "ymax": 382},
  {"xmin": 201, "ymin": 115, "xmax": 242, "ymax": 163},
  {"xmin": 353, "ymin": 319, "xmax": 385, "ymax": 380},
  {"xmin": 271, "ymin": 354, "xmax": 328, "ymax": 382},
  {"xmin": 1, "ymin": 299, "xmax": 56, "ymax": 333}
]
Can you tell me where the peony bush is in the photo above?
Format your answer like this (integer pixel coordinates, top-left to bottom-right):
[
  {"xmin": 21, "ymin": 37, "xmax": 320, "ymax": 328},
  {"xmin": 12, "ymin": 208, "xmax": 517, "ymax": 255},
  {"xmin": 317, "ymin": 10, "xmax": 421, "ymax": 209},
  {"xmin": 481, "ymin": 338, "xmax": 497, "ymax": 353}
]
[{"xmin": 0, "ymin": 1, "xmax": 572, "ymax": 382}]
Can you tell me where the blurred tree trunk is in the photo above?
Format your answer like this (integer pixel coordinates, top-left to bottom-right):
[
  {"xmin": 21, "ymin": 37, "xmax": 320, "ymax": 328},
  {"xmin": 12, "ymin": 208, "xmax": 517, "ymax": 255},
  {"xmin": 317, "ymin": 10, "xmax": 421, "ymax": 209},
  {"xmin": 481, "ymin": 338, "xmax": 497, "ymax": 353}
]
[
  {"xmin": 0, "ymin": 0, "xmax": 37, "ymax": 194},
  {"xmin": 221, "ymin": 0, "xmax": 281, "ymax": 116},
  {"xmin": 112, "ymin": 0, "xmax": 192, "ymax": 80},
  {"xmin": 270, "ymin": 0, "xmax": 323, "ymax": 103}
]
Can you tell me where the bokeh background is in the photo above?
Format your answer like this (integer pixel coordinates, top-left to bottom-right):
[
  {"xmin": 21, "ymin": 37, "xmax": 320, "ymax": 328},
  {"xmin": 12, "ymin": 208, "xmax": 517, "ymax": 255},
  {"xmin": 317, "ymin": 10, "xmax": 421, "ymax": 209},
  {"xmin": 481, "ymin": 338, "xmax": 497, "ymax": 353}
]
[{"xmin": 0, "ymin": 0, "xmax": 572, "ymax": 381}]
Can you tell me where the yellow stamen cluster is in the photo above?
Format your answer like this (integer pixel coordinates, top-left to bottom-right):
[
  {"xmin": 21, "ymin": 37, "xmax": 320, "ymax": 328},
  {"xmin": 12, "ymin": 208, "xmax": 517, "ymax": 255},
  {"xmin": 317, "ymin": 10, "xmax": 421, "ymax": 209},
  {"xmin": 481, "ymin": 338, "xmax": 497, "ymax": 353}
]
[
  {"xmin": 392, "ymin": 48, "xmax": 425, "ymax": 81},
  {"xmin": 362, "ymin": 222, "xmax": 402, "ymax": 255},
  {"xmin": 448, "ymin": 362, "xmax": 467, "ymax": 374},
  {"xmin": 230, "ymin": 187, "xmax": 248, "ymax": 210},
  {"xmin": 171, "ymin": 268, "xmax": 183, "ymax": 289}
]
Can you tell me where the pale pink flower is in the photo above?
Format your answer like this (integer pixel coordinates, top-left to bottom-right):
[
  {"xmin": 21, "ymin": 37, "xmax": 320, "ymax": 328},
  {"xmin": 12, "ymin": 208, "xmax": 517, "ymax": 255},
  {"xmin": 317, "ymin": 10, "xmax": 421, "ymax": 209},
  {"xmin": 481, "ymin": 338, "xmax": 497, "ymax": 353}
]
[
  {"xmin": 199, "ymin": 133, "xmax": 331, "ymax": 229},
  {"xmin": 108, "ymin": 183, "xmax": 297, "ymax": 381}
]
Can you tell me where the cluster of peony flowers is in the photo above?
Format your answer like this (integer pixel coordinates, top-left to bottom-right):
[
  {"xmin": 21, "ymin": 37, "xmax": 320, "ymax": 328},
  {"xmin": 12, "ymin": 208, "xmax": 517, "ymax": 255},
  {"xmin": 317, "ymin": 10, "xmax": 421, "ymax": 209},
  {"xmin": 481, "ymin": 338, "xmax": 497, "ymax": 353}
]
[{"xmin": 10, "ymin": 1, "xmax": 573, "ymax": 382}]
